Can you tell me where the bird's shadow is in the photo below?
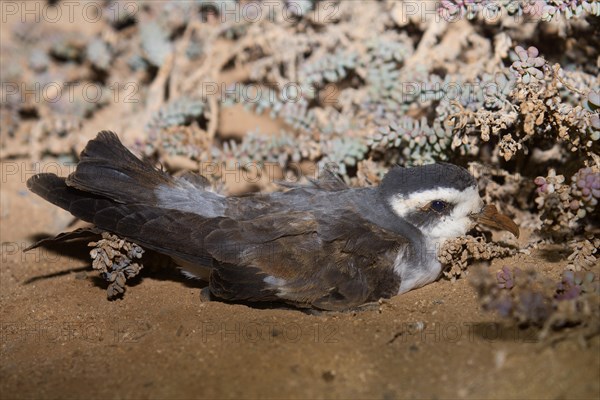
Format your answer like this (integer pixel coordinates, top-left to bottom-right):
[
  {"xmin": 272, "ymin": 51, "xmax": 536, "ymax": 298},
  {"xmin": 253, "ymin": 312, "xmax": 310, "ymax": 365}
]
[
  {"xmin": 23, "ymin": 233, "xmax": 199, "ymax": 290},
  {"xmin": 535, "ymin": 245, "xmax": 570, "ymax": 263},
  {"xmin": 23, "ymin": 234, "xmax": 304, "ymax": 312},
  {"xmin": 23, "ymin": 233, "xmax": 94, "ymax": 285}
]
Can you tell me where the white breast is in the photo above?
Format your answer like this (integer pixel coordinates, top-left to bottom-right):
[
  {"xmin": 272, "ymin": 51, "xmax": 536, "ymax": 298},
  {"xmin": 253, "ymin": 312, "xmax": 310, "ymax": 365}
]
[{"xmin": 394, "ymin": 239, "xmax": 443, "ymax": 294}]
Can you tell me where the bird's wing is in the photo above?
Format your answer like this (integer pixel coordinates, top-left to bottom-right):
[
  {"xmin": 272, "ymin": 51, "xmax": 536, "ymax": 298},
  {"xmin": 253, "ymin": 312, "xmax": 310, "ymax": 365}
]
[{"xmin": 204, "ymin": 207, "xmax": 405, "ymax": 310}]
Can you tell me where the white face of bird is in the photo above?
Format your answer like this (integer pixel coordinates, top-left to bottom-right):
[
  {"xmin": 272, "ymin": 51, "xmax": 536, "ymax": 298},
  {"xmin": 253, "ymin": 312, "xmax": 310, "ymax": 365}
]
[
  {"xmin": 388, "ymin": 185, "xmax": 519, "ymax": 242},
  {"xmin": 388, "ymin": 185, "xmax": 483, "ymax": 242}
]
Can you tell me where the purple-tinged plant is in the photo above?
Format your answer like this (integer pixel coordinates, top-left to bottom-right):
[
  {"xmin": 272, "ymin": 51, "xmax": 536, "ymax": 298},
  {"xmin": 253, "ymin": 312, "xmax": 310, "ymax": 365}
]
[
  {"xmin": 556, "ymin": 270, "xmax": 598, "ymax": 300},
  {"xmin": 541, "ymin": 0, "xmax": 600, "ymax": 21},
  {"xmin": 516, "ymin": 291, "xmax": 552, "ymax": 326},
  {"xmin": 570, "ymin": 167, "xmax": 600, "ymax": 216},
  {"xmin": 534, "ymin": 169, "xmax": 565, "ymax": 195},
  {"xmin": 510, "ymin": 46, "xmax": 545, "ymax": 84},
  {"xmin": 497, "ymin": 266, "xmax": 517, "ymax": 289}
]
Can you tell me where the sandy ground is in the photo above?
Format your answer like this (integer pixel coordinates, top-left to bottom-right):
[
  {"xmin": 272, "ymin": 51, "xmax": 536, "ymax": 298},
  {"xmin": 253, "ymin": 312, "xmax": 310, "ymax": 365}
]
[
  {"xmin": 1, "ymin": 160, "xmax": 599, "ymax": 400},
  {"xmin": 1, "ymin": 2, "xmax": 599, "ymax": 398}
]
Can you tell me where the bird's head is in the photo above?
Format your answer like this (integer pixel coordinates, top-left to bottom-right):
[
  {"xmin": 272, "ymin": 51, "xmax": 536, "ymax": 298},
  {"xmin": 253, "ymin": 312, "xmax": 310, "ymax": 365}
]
[{"xmin": 379, "ymin": 164, "xmax": 519, "ymax": 242}]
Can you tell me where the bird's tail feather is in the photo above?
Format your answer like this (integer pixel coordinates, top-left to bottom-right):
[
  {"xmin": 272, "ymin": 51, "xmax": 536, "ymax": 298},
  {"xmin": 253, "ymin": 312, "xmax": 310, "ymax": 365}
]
[
  {"xmin": 27, "ymin": 173, "xmax": 218, "ymax": 266},
  {"xmin": 65, "ymin": 130, "xmax": 174, "ymax": 205}
]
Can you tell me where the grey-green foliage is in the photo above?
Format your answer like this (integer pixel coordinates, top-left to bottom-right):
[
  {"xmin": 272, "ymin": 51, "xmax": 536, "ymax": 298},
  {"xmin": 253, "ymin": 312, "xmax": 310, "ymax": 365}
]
[
  {"xmin": 320, "ymin": 136, "xmax": 368, "ymax": 176},
  {"xmin": 480, "ymin": 72, "xmax": 516, "ymax": 110},
  {"xmin": 49, "ymin": 33, "xmax": 83, "ymax": 61},
  {"xmin": 140, "ymin": 21, "xmax": 173, "ymax": 67},
  {"xmin": 242, "ymin": 86, "xmax": 317, "ymax": 133},
  {"xmin": 86, "ymin": 38, "xmax": 112, "ymax": 70},
  {"xmin": 127, "ymin": 53, "xmax": 149, "ymax": 71},
  {"xmin": 104, "ymin": 0, "xmax": 137, "ymax": 28},
  {"xmin": 196, "ymin": 0, "xmax": 237, "ymax": 8},
  {"xmin": 587, "ymin": 90, "xmax": 600, "ymax": 133},
  {"xmin": 439, "ymin": 0, "xmax": 600, "ymax": 21},
  {"xmin": 435, "ymin": 71, "xmax": 516, "ymax": 121},
  {"xmin": 365, "ymin": 33, "xmax": 413, "ymax": 64},
  {"xmin": 365, "ymin": 65, "xmax": 436, "ymax": 112},
  {"xmin": 284, "ymin": 0, "xmax": 314, "ymax": 16},
  {"xmin": 220, "ymin": 129, "xmax": 301, "ymax": 166},
  {"xmin": 299, "ymin": 50, "xmax": 358, "ymax": 87},
  {"xmin": 146, "ymin": 97, "xmax": 206, "ymax": 134},
  {"xmin": 368, "ymin": 117, "xmax": 453, "ymax": 165},
  {"xmin": 357, "ymin": 36, "xmax": 421, "ymax": 123},
  {"xmin": 587, "ymin": 90, "xmax": 600, "ymax": 110},
  {"xmin": 28, "ymin": 49, "xmax": 50, "ymax": 72},
  {"xmin": 361, "ymin": 33, "xmax": 412, "ymax": 96},
  {"xmin": 196, "ymin": 0, "xmax": 238, "ymax": 21},
  {"xmin": 365, "ymin": 61, "xmax": 401, "ymax": 97},
  {"xmin": 186, "ymin": 34, "xmax": 204, "ymax": 60}
]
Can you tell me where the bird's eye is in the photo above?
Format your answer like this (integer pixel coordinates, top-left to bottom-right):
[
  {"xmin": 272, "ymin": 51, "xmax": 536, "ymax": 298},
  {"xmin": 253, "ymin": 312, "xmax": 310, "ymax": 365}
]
[{"xmin": 430, "ymin": 200, "xmax": 448, "ymax": 212}]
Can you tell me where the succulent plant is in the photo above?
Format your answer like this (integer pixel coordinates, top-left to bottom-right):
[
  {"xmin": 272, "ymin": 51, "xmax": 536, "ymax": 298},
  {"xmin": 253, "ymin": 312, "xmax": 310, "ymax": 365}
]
[
  {"xmin": 556, "ymin": 270, "xmax": 599, "ymax": 300},
  {"xmin": 89, "ymin": 232, "xmax": 145, "ymax": 299},
  {"xmin": 49, "ymin": 33, "xmax": 85, "ymax": 62},
  {"xmin": 299, "ymin": 50, "xmax": 358, "ymax": 87},
  {"xmin": 284, "ymin": 0, "xmax": 315, "ymax": 17},
  {"xmin": 104, "ymin": 0, "xmax": 138, "ymax": 29},
  {"xmin": 438, "ymin": 0, "xmax": 600, "ymax": 21},
  {"xmin": 238, "ymin": 86, "xmax": 317, "ymax": 133},
  {"xmin": 140, "ymin": 21, "xmax": 173, "ymax": 67},
  {"xmin": 146, "ymin": 97, "xmax": 207, "ymax": 135},
  {"xmin": 86, "ymin": 38, "xmax": 112, "ymax": 70},
  {"xmin": 473, "ymin": 265, "xmax": 599, "ymax": 331},
  {"xmin": 586, "ymin": 90, "xmax": 600, "ymax": 111},
  {"xmin": 541, "ymin": 0, "xmax": 600, "ymax": 21},
  {"xmin": 367, "ymin": 117, "xmax": 453, "ymax": 165},
  {"xmin": 28, "ymin": 48, "xmax": 50, "ymax": 72},
  {"xmin": 497, "ymin": 266, "xmax": 516, "ymax": 289},
  {"xmin": 510, "ymin": 46, "xmax": 545, "ymax": 84},
  {"xmin": 570, "ymin": 166, "xmax": 600, "ymax": 215},
  {"xmin": 320, "ymin": 136, "xmax": 368, "ymax": 176}
]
